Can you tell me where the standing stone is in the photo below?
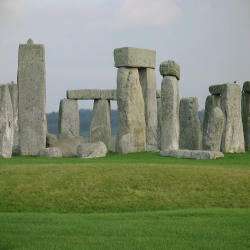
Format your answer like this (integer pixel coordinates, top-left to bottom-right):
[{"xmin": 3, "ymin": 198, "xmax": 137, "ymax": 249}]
[
  {"xmin": 139, "ymin": 68, "xmax": 157, "ymax": 150},
  {"xmin": 89, "ymin": 99, "xmax": 111, "ymax": 151},
  {"xmin": 58, "ymin": 99, "xmax": 79, "ymax": 141},
  {"xmin": 179, "ymin": 97, "xmax": 201, "ymax": 150},
  {"xmin": 157, "ymin": 97, "xmax": 162, "ymax": 150},
  {"xmin": 7, "ymin": 81, "xmax": 19, "ymax": 155},
  {"xmin": 220, "ymin": 83, "xmax": 245, "ymax": 153},
  {"xmin": 18, "ymin": 39, "xmax": 46, "ymax": 156},
  {"xmin": 116, "ymin": 67, "xmax": 146, "ymax": 152},
  {"xmin": 119, "ymin": 134, "xmax": 135, "ymax": 154},
  {"xmin": 202, "ymin": 95, "xmax": 221, "ymax": 149},
  {"xmin": 242, "ymin": 91, "xmax": 250, "ymax": 151},
  {"xmin": 0, "ymin": 84, "xmax": 13, "ymax": 158},
  {"xmin": 203, "ymin": 107, "xmax": 224, "ymax": 151}
]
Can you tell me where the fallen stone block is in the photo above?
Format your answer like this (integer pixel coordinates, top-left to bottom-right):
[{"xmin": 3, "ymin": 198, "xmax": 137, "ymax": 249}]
[
  {"xmin": 101, "ymin": 89, "xmax": 117, "ymax": 100},
  {"xmin": 37, "ymin": 147, "xmax": 62, "ymax": 158},
  {"xmin": 46, "ymin": 133, "xmax": 57, "ymax": 148},
  {"xmin": 77, "ymin": 141, "xmax": 107, "ymax": 158},
  {"xmin": 242, "ymin": 91, "xmax": 250, "ymax": 151},
  {"xmin": 119, "ymin": 134, "xmax": 135, "ymax": 154},
  {"xmin": 67, "ymin": 89, "xmax": 101, "ymax": 100},
  {"xmin": 114, "ymin": 47, "xmax": 156, "ymax": 68},
  {"xmin": 159, "ymin": 60, "xmax": 180, "ymax": 80},
  {"xmin": 243, "ymin": 81, "xmax": 250, "ymax": 92}
]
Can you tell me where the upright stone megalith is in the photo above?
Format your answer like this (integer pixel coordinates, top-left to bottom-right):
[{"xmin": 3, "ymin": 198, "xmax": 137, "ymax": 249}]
[
  {"xmin": 179, "ymin": 97, "xmax": 201, "ymax": 150},
  {"xmin": 58, "ymin": 99, "xmax": 79, "ymax": 141},
  {"xmin": 89, "ymin": 99, "xmax": 111, "ymax": 151},
  {"xmin": 0, "ymin": 84, "xmax": 13, "ymax": 158},
  {"xmin": 116, "ymin": 67, "xmax": 146, "ymax": 152},
  {"xmin": 18, "ymin": 39, "xmax": 46, "ymax": 156},
  {"xmin": 156, "ymin": 90, "xmax": 162, "ymax": 149},
  {"xmin": 160, "ymin": 60, "xmax": 180, "ymax": 150},
  {"xmin": 242, "ymin": 81, "xmax": 250, "ymax": 151}
]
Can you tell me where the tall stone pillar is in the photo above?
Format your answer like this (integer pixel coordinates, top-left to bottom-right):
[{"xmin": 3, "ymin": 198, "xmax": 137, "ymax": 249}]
[
  {"xmin": 58, "ymin": 98, "xmax": 79, "ymax": 141},
  {"xmin": 160, "ymin": 60, "xmax": 180, "ymax": 150},
  {"xmin": 0, "ymin": 84, "xmax": 13, "ymax": 158},
  {"xmin": 18, "ymin": 39, "xmax": 46, "ymax": 156},
  {"xmin": 242, "ymin": 81, "xmax": 250, "ymax": 151},
  {"xmin": 156, "ymin": 90, "xmax": 162, "ymax": 149},
  {"xmin": 89, "ymin": 99, "xmax": 111, "ymax": 151},
  {"xmin": 179, "ymin": 97, "xmax": 201, "ymax": 150}
]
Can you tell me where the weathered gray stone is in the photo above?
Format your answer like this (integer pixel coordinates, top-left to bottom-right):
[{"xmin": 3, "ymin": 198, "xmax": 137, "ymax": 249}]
[
  {"xmin": 114, "ymin": 47, "xmax": 156, "ymax": 68},
  {"xmin": 157, "ymin": 98, "xmax": 162, "ymax": 149},
  {"xmin": 18, "ymin": 39, "xmax": 46, "ymax": 156},
  {"xmin": 119, "ymin": 134, "xmax": 135, "ymax": 154},
  {"xmin": 116, "ymin": 67, "xmax": 146, "ymax": 152},
  {"xmin": 89, "ymin": 99, "xmax": 111, "ymax": 151},
  {"xmin": 0, "ymin": 84, "xmax": 13, "ymax": 158},
  {"xmin": 46, "ymin": 133, "xmax": 57, "ymax": 148},
  {"xmin": 242, "ymin": 91, "xmax": 250, "ymax": 151},
  {"xmin": 202, "ymin": 95, "xmax": 221, "ymax": 148},
  {"xmin": 156, "ymin": 89, "xmax": 161, "ymax": 98},
  {"xmin": 77, "ymin": 141, "xmax": 107, "ymax": 158},
  {"xmin": 159, "ymin": 61, "xmax": 180, "ymax": 80},
  {"xmin": 220, "ymin": 83, "xmax": 245, "ymax": 153},
  {"xmin": 53, "ymin": 137, "xmax": 84, "ymax": 158},
  {"xmin": 179, "ymin": 97, "xmax": 201, "ymax": 150},
  {"xmin": 243, "ymin": 81, "xmax": 250, "ymax": 93},
  {"xmin": 160, "ymin": 76, "xmax": 179, "ymax": 150},
  {"xmin": 101, "ymin": 89, "xmax": 117, "ymax": 100},
  {"xmin": 139, "ymin": 68, "xmax": 157, "ymax": 148},
  {"xmin": 58, "ymin": 99, "xmax": 79, "ymax": 141},
  {"xmin": 67, "ymin": 89, "xmax": 101, "ymax": 100},
  {"xmin": 209, "ymin": 84, "xmax": 223, "ymax": 95},
  {"xmin": 37, "ymin": 147, "xmax": 62, "ymax": 158},
  {"xmin": 160, "ymin": 149, "xmax": 224, "ymax": 160},
  {"xmin": 203, "ymin": 107, "xmax": 224, "ymax": 151},
  {"xmin": 12, "ymin": 138, "xmax": 19, "ymax": 156}
]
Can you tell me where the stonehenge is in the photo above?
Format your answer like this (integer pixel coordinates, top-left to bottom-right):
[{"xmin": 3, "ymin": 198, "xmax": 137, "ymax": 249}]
[{"xmin": 242, "ymin": 81, "xmax": 250, "ymax": 151}]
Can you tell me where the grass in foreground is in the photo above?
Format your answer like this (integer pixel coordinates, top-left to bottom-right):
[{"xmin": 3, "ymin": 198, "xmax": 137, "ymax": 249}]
[
  {"xmin": 0, "ymin": 152, "xmax": 250, "ymax": 213},
  {"xmin": 0, "ymin": 209, "xmax": 249, "ymax": 250}
]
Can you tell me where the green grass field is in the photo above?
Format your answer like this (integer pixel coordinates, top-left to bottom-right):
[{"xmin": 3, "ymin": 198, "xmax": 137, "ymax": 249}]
[{"xmin": 0, "ymin": 152, "xmax": 250, "ymax": 249}]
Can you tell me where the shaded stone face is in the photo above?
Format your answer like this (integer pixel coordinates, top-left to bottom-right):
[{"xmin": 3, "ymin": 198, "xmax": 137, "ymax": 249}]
[
  {"xmin": 179, "ymin": 97, "xmax": 201, "ymax": 150},
  {"xmin": 18, "ymin": 41, "xmax": 46, "ymax": 156},
  {"xmin": 243, "ymin": 81, "xmax": 250, "ymax": 92},
  {"xmin": 58, "ymin": 99, "xmax": 79, "ymax": 141},
  {"xmin": 46, "ymin": 133, "xmax": 57, "ymax": 148},
  {"xmin": 160, "ymin": 76, "xmax": 179, "ymax": 150},
  {"xmin": 209, "ymin": 85, "xmax": 223, "ymax": 95},
  {"xmin": 114, "ymin": 47, "xmax": 156, "ymax": 68},
  {"xmin": 89, "ymin": 99, "xmax": 111, "ymax": 151},
  {"xmin": 116, "ymin": 67, "xmax": 146, "ymax": 153},
  {"xmin": 0, "ymin": 84, "xmax": 13, "ymax": 158},
  {"xmin": 159, "ymin": 60, "xmax": 180, "ymax": 80},
  {"xmin": 203, "ymin": 107, "xmax": 224, "ymax": 151},
  {"xmin": 242, "ymin": 92, "xmax": 250, "ymax": 151},
  {"xmin": 67, "ymin": 89, "xmax": 101, "ymax": 100}
]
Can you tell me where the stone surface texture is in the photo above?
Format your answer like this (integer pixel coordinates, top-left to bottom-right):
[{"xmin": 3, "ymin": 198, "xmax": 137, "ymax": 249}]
[
  {"xmin": 58, "ymin": 99, "xmax": 79, "ymax": 141},
  {"xmin": 89, "ymin": 99, "xmax": 111, "ymax": 151},
  {"xmin": 157, "ymin": 98, "xmax": 162, "ymax": 149},
  {"xmin": 77, "ymin": 141, "xmax": 107, "ymax": 158},
  {"xmin": 101, "ymin": 89, "xmax": 117, "ymax": 100},
  {"xmin": 242, "ymin": 91, "xmax": 250, "ymax": 151},
  {"xmin": 119, "ymin": 134, "xmax": 135, "ymax": 154},
  {"xmin": 116, "ymin": 67, "xmax": 146, "ymax": 152},
  {"xmin": 18, "ymin": 40, "xmax": 46, "ymax": 156},
  {"xmin": 160, "ymin": 76, "xmax": 179, "ymax": 150},
  {"xmin": 156, "ymin": 89, "xmax": 161, "ymax": 98},
  {"xmin": 243, "ymin": 81, "xmax": 250, "ymax": 92},
  {"xmin": 46, "ymin": 133, "xmax": 57, "ymax": 148},
  {"xmin": 139, "ymin": 68, "xmax": 157, "ymax": 148},
  {"xmin": 67, "ymin": 89, "xmax": 101, "ymax": 100},
  {"xmin": 203, "ymin": 107, "xmax": 224, "ymax": 151},
  {"xmin": 37, "ymin": 147, "xmax": 62, "ymax": 158},
  {"xmin": 0, "ymin": 84, "xmax": 14, "ymax": 158},
  {"xmin": 209, "ymin": 84, "xmax": 223, "ymax": 95},
  {"xmin": 202, "ymin": 95, "xmax": 221, "ymax": 148},
  {"xmin": 179, "ymin": 97, "xmax": 201, "ymax": 150},
  {"xmin": 159, "ymin": 60, "xmax": 180, "ymax": 80},
  {"xmin": 160, "ymin": 149, "xmax": 224, "ymax": 160},
  {"xmin": 114, "ymin": 47, "xmax": 156, "ymax": 68},
  {"xmin": 52, "ymin": 137, "xmax": 84, "ymax": 157},
  {"xmin": 220, "ymin": 83, "xmax": 245, "ymax": 153}
]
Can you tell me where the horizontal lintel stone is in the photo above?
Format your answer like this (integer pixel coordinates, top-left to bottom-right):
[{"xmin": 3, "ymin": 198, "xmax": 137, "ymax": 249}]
[
  {"xmin": 209, "ymin": 84, "xmax": 223, "ymax": 95},
  {"xmin": 67, "ymin": 89, "xmax": 101, "ymax": 100},
  {"xmin": 243, "ymin": 81, "xmax": 250, "ymax": 92},
  {"xmin": 101, "ymin": 89, "xmax": 117, "ymax": 100},
  {"xmin": 114, "ymin": 47, "xmax": 156, "ymax": 69}
]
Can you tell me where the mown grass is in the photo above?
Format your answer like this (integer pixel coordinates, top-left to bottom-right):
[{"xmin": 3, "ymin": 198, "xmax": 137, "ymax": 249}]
[
  {"xmin": 0, "ymin": 152, "xmax": 250, "ymax": 213},
  {"xmin": 0, "ymin": 209, "xmax": 250, "ymax": 250}
]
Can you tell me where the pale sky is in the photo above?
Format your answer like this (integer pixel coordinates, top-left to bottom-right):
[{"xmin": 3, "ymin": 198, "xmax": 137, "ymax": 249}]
[{"xmin": 1, "ymin": 0, "xmax": 250, "ymax": 112}]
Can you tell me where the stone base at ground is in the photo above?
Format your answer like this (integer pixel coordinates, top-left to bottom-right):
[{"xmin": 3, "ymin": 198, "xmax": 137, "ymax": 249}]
[
  {"xmin": 160, "ymin": 149, "xmax": 224, "ymax": 160},
  {"xmin": 46, "ymin": 133, "xmax": 57, "ymax": 148},
  {"xmin": 37, "ymin": 147, "xmax": 62, "ymax": 158},
  {"xmin": 77, "ymin": 141, "xmax": 107, "ymax": 158},
  {"xmin": 119, "ymin": 134, "xmax": 135, "ymax": 154}
]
